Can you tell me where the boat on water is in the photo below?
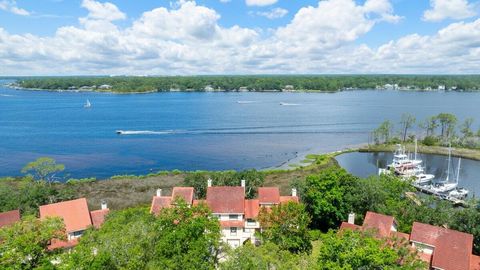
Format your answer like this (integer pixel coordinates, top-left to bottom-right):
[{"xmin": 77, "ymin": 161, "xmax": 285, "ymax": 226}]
[
  {"xmin": 449, "ymin": 187, "xmax": 469, "ymax": 199},
  {"xmin": 84, "ymin": 99, "xmax": 91, "ymax": 108},
  {"xmin": 387, "ymin": 142, "xmax": 422, "ymax": 172},
  {"xmin": 279, "ymin": 102, "xmax": 299, "ymax": 106},
  {"xmin": 429, "ymin": 148, "xmax": 464, "ymax": 194}
]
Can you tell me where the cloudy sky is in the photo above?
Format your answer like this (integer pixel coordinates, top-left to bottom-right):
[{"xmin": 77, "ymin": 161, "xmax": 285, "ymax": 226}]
[{"xmin": 0, "ymin": 0, "xmax": 479, "ymax": 75}]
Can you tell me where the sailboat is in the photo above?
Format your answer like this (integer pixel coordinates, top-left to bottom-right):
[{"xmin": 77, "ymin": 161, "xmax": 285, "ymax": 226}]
[
  {"xmin": 84, "ymin": 99, "xmax": 91, "ymax": 108},
  {"xmin": 430, "ymin": 147, "xmax": 459, "ymax": 193}
]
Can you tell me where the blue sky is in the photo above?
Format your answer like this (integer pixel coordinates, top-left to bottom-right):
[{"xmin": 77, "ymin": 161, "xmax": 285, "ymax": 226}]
[{"xmin": 0, "ymin": 0, "xmax": 479, "ymax": 75}]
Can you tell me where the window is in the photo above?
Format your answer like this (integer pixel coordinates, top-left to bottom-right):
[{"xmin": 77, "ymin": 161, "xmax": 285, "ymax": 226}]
[
  {"xmin": 229, "ymin": 214, "xmax": 239, "ymax": 220},
  {"xmin": 247, "ymin": 219, "xmax": 256, "ymax": 226},
  {"xmin": 230, "ymin": 227, "xmax": 237, "ymax": 236},
  {"xmin": 72, "ymin": 230, "xmax": 84, "ymax": 238}
]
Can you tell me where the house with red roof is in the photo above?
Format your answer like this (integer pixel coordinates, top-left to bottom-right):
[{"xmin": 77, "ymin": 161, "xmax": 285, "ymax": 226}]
[
  {"xmin": 150, "ymin": 187, "xmax": 194, "ymax": 215},
  {"xmin": 0, "ymin": 209, "xmax": 21, "ymax": 228},
  {"xmin": 39, "ymin": 198, "xmax": 109, "ymax": 249},
  {"xmin": 341, "ymin": 211, "xmax": 480, "ymax": 270},
  {"xmin": 149, "ymin": 179, "xmax": 299, "ymax": 248}
]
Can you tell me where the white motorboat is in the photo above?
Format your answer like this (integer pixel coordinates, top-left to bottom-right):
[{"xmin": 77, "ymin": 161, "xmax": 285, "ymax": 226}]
[
  {"xmin": 387, "ymin": 142, "xmax": 422, "ymax": 172},
  {"xmin": 413, "ymin": 172, "xmax": 435, "ymax": 185}
]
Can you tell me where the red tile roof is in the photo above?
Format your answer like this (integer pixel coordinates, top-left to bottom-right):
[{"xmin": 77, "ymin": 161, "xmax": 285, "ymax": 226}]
[
  {"xmin": 171, "ymin": 187, "xmax": 194, "ymax": 205},
  {"xmin": 0, "ymin": 209, "xmax": 20, "ymax": 228},
  {"xmin": 193, "ymin": 200, "xmax": 205, "ymax": 206},
  {"xmin": 47, "ymin": 238, "xmax": 79, "ymax": 251},
  {"xmin": 40, "ymin": 198, "xmax": 92, "ymax": 233},
  {"xmin": 362, "ymin": 211, "xmax": 395, "ymax": 238},
  {"xmin": 206, "ymin": 186, "xmax": 245, "ymax": 214},
  {"xmin": 244, "ymin": 199, "xmax": 260, "ymax": 219},
  {"xmin": 150, "ymin": 196, "xmax": 172, "ymax": 215},
  {"xmin": 471, "ymin": 255, "xmax": 480, "ymax": 270},
  {"xmin": 339, "ymin": 221, "xmax": 361, "ymax": 231},
  {"xmin": 392, "ymin": 231, "xmax": 410, "ymax": 241},
  {"xmin": 258, "ymin": 187, "xmax": 280, "ymax": 204},
  {"xmin": 279, "ymin": 196, "xmax": 299, "ymax": 203},
  {"xmin": 411, "ymin": 222, "xmax": 473, "ymax": 270},
  {"xmin": 90, "ymin": 209, "xmax": 109, "ymax": 229},
  {"xmin": 418, "ymin": 252, "xmax": 432, "ymax": 265},
  {"xmin": 220, "ymin": 220, "xmax": 244, "ymax": 228}
]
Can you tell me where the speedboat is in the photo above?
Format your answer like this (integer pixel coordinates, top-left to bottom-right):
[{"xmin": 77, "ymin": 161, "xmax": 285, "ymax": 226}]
[{"xmin": 413, "ymin": 172, "xmax": 435, "ymax": 185}]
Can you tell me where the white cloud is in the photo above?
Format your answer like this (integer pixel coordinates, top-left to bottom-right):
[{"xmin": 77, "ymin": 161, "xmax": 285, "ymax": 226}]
[
  {"xmin": 423, "ymin": 0, "xmax": 476, "ymax": 22},
  {"xmin": 0, "ymin": 0, "xmax": 30, "ymax": 16},
  {"xmin": 81, "ymin": 0, "xmax": 126, "ymax": 21},
  {"xmin": 255, "ymin": 7, "xmax": 288, "ymax": 19},
  {"xmin": 245, "ymin": 0, "xmax": 277, "ymax": 7},
  {"xmin": 1, "ymin": 0, "xmax": 480, "ymax": 75}
]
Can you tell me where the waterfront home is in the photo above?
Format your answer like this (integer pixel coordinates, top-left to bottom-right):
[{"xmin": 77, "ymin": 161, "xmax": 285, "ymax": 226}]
[
  {"xmin": 341, "ymin": 211, "xmax": 480, "ymax": 270},
  {"xmin": 98, "ymin": 84, "xmax": 112, "ymax": 90},
  {"xmin": 149, "ymin": 180, "xmax": 299, "ymax": 248},
  {"xmin": 39, "ymin": 198, "xmax": 109, "ymax": 249},
  {"xmin": 0, "ymin": 209, "xmax": 21, "ymax": 228}
]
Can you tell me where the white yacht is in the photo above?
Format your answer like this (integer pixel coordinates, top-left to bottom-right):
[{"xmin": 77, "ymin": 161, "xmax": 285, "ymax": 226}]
[{"xmin": 387, "ymin": 142, "xmax": 422, "ymax": 172}]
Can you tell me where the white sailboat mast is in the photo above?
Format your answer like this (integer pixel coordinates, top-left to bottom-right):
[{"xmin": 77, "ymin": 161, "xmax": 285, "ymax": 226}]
[
  {"xmin": 446, "ymin": 146, "xmax": 451, "ymax": 182},
  {"xmin": 456, "ymin": 158, "xmax": 461, "ymax": 184}
]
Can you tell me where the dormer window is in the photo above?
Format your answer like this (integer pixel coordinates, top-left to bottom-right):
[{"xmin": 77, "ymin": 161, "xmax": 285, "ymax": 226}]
[{"xmin": 229, "ymin": 214, "xmax": 239, "ymax": 220}]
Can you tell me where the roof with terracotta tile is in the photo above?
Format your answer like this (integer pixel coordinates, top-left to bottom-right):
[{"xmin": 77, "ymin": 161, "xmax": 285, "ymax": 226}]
[
  {"xmin": 220, "ymin": 220, "xmax": 244, "ymax": 228},
  {"xmin": 471, "ymin": 255, "xmax": 480, "ymax": 270},
  {"xmin": 279, "ymin": 196, "xmax": 299, "ymax": 203},
  {"xmin": 193, "ymin": 199, "xmax": 205, "ymax": 206},
  {"xmin": 411, "ymin": 222, "xmax": 473, "ymax": 270},
  {"xmin": 0, "ymin": 209, "xmax": 20, "ymax": 228},
  {"xmin": 244, "ymin": 199, "xmax": 260, "ymax": 219},
  {"xmin": 150, "ymin": 196, "xmax": 172, "ymax": 215},
  {"xmin": 206, "ymin": 186, "xmax": 245, "ymax": 214},
  {"xmin": 90, "ymin": 209, "xmax": 109, "ymax": 229},
  {"xmin": 171, "ymin": 187, "xmax": 194, "ymax": 205},
  {"xmin": 258, "ymin": 187, "xmax": 280, "ymax": 204},
  {"xmin": 47, "ymin": 238, "xmax": 79, "ymax": 251},
  {"xmin": 339, "ymin": 221, "xmax": 361, "ymax": 231},
  {"xmin": 392, "ymin": 231, "xmax": 410, "ymax": 241},
  {"xmin": 362, "ymin": 211, "xmax": 395, "ymax": 238},
  {"xmin": 39, "ymin": 198, "xmax": 92, "ymax": 233}
]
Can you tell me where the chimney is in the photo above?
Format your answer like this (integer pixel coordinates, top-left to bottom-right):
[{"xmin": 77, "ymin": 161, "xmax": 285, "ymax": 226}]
[
  {"xmin": 101, "ymin": 200, "xmax": 108, "ymax": 210},
  {"xmin": 207, "ymin": 178, "xmax": 212, "ymax": 187},
  {"xmin": 156, "ymin": 188, "xmax": 162, "ymax": 197},
  {"xmin": 241, "ymin": 179, "xmax": 246, "ymax": 188},
  {"xmin": 348, "ymin": 213, "xmax": 355, "ymax": 225},
  {"xmin": 291, "ymin": 188, "xmax": 297, "ymax": 197}
]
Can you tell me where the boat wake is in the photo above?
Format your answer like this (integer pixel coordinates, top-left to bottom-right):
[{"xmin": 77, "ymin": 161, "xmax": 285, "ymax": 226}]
[
  {"xmin": 279, "ymin": 102, "xmax": 300, "ymax": 106},
  {"xmin": 0, "ymin": 94, "xmax": 14, "ymax": 97},
  {"xmin": 237, "ymin": 101, "xmax": 257, "ymax": 104},
  {"xmin": 116, "ymin": 130, "xmax": 176, "ymax": 135}
]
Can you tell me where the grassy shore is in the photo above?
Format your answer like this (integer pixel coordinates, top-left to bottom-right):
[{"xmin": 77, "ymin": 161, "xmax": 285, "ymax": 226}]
[
  {"xmin": 65, "ymin": 153, "xmax": 341, "ymax": 211},
  {"xmin": 359, "ymin": 143, "xmax": 480, "ymax": 161}
]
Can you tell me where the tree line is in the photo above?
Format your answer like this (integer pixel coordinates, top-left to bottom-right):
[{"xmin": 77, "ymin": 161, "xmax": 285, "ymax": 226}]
[
  {"xmin": 14, "ymin": 75, "xmax": 480, "ymax": 93},
  {"xmin": 373, "ymin": 112, "xmax": 480, "ymax": 149}
]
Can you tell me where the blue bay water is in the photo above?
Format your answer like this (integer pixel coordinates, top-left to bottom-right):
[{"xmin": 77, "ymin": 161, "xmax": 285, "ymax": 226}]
[{"xmin": 1, "ymin": 81, "xmax": 480, "ymax": 179}]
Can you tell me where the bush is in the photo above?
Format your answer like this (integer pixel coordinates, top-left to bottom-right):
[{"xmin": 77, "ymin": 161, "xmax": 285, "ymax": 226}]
[{"xmin": 422, "ymin": 136, "xmax": 439, "ymax": 146}]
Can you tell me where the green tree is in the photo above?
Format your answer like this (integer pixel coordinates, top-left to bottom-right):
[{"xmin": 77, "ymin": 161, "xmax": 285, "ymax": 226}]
[
  {"xmin": 374, "ymin": 120, "xmax": 393, "ymax": 143},
  {"xmin": 460, "ymin": 118, "xmax": 475, "ymax": 138},
  {"xmin": 303, "ymin": 167, "xmax": 357, "ymax": 231},
  {"xmin": 0, "ymin": 216, "xmax": 65, "ymax": 270},
  {"xmin": 436, "ymin": 113, "xmax": 457, "ymax": 139},
  {"xmin": 257, "ymin": 202, "xmax": 312, "ymax": 254},
  {"xmin": 316, "ymin": 230, "xmax": 425, "ymax": 269},
  {"xmin": 220, "ymin": 242, "xmax": 313, "ymax": 270},
  {"xmin": 21, "ymin": 157, "xmax": 65, "ymax": 183},
  {"xmin": 400, "ymin": 113, "xmax": 416, "ymax": 142},
  {"xmin": 420, "ymin": 116, "xmax": 439, "ymax": 137}
]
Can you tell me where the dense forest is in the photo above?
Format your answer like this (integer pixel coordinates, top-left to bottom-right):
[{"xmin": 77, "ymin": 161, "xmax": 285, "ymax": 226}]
[{"xmin": 10, "ymin": 75, "xmax": 480, "ymax": 93}]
